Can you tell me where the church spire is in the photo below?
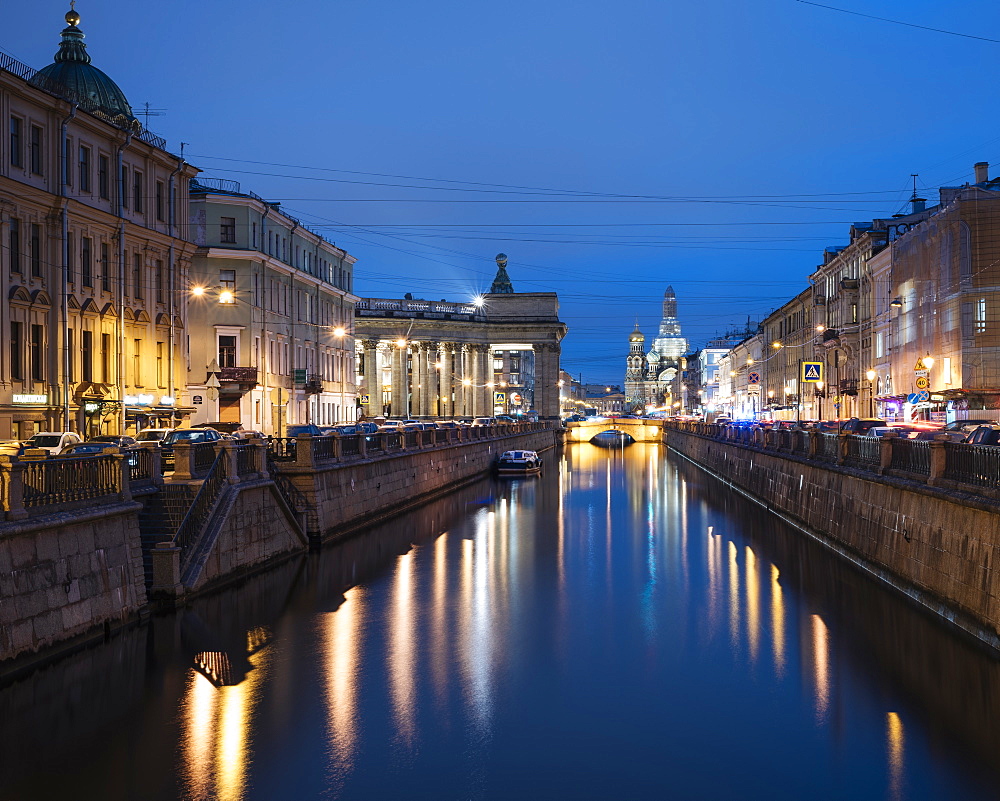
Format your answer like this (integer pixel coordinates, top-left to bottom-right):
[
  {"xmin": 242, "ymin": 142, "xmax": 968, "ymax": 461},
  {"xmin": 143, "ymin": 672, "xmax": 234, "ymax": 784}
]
[{"xmin": 489, "ymin": 253, "xmax": 515, "ymax": 294}]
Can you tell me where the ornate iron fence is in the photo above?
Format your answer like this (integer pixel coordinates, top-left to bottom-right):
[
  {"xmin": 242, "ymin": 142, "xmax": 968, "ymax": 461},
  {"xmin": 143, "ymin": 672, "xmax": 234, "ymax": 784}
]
[
  {"xmin": 943, "ymin": 443, "xmax": 1000, "ymax": 488},
  {"xmin": 21, "ymin": 455, "xmax": 120, "ymax": 507},
  {"xmin": 193, "ymin": 442, "xmax": 217, "ymax": 475},
  {"xmin": 845, "ymin": 435, "xmax": 881, "ymax": 469},
  {"xmin": 889, "ymin": 438, "xmax": 930, "ymax": 477}
]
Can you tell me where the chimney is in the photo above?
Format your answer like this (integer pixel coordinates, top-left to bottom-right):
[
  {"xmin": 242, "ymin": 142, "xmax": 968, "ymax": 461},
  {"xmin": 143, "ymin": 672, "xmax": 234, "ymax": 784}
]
[
  {"xmin": 911, "ymin": 196, "xmax": 926, "ymax": 214},
  {"xmin": 975, "ymin": 161, "xmax": 989, "ymax": 183}
]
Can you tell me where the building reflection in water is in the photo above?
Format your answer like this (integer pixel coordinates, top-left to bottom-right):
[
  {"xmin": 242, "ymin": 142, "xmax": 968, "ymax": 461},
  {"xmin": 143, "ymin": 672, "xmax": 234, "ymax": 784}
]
[
  {"xmin": 887, "ymin": 711, "xmax": 905, "ymax": 800},
  {"xmin": 745, "ymin": 546, "xmax": 760, "ymax": 663},
  {"xmin": 388, "ymin": 551, "xmax": 417, "ymax": 748},
  {"xmin": 811, "ymin": 614, "xmax": 831, "ymax": 724},
  {"xmin": 322, "ymin": 586, "xmax": 365, "ymax": 785},
  {"xmin": 771, "ymin": 564, "xmax": 785, "ymax": 678},
  {"xmin": 181, "ymin": 642, "xmax": 267, "ymax": 801}
]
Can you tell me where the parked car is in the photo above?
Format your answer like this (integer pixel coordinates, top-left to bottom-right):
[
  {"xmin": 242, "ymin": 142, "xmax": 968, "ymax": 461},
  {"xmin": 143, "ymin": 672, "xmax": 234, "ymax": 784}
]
[
  {"xmin": 963, "ymin": 425, "xmax": 1000, "ymax": 446},
  {"xmin": 22, "ymin": 431, "xmax": 82, "ymax": 455},
  {"xmin": 435, "ymin": 420, "xmax": 460, "ymax": 429},
  {"xmin": 286, "ymin": 424, "xmax": 326, "ymax": 437},
  {"xmin": 840, "ymin": 418, "xmax": 887, "ymax": 435},
  {"xmin": 943, "ymin": 418, "xmax": 995, "ymax": 433},
  {"xmin": 135, "ymin": 428, "xmax": 173, "ymax": 445},
  {"xmin": 357, "ymin": 422, "xmax": 379, "ymax": 434},
  {"xmin": 160, "ymin": 428, "xmax": 223, "ymax": 466},
  {"xmin": 193, "ymin": 421, "xmax": 245, "ymax": 438},
  {"xmin": 471, "ymin": 417, "xmax": 496, "ymax": 426},
  {"xmin": 59, "ymin": 442, "xmax": 124, "ymax": 457},
  {"xmin": 495, "ymin": 415, "xmax": 516, "ymax": 424},
  {"xmin": 88, "ymin": 434, "xmax": 137, "ymax": 448}
]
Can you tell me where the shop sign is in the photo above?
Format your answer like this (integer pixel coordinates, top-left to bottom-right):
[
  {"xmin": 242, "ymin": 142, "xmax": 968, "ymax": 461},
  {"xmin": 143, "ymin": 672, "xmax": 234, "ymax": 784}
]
[
  {"xmin": 123, "ymin": 394, "xmax": 155, "ymax": 406},
  {"xmin": 159, "ymin": 396, "xmax": 175, "ymax": 406},
  {"xmin": 193, "ymin": 395, "xmax": 204, "ymax": 405},
  {"xmin": 84, "ymin": 402, "xmax": 101, "ymax": 414},
  {"xmin": 12, "ymin": 394, "xmax": 47, "ymax": 404}
]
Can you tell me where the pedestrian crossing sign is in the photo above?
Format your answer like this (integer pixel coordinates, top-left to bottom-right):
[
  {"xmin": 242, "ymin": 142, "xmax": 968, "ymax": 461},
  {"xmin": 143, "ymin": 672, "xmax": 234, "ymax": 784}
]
[
  {"xmin": 801, "ymin": 361, "xmax": 824, "ymax": 383},
  {"xmin": 494, "ymin": 392, "xmax": 506, "ymax": 405},
  {"xmin": 360, "ymin": 394, "xmax": 370, "ymax": 404}
]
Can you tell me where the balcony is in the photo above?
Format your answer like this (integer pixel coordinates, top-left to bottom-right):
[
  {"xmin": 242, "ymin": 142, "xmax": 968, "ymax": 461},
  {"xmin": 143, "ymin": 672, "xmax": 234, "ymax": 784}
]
[
  {"xmin": 839, "ymin": 378, "xmax": 859, "ymax": 396},
  {"xmin": 219, "ymin": 367, "xmax": 258, "ymax": 387},
  {"xmin": 304, "ymin": 373, "xmax": 324, "ymax": 395}
]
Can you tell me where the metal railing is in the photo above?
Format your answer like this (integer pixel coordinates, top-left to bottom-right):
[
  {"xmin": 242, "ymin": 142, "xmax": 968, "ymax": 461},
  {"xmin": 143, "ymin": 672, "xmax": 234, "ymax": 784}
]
[
  {"xmin": 942, "ymin": 443, "xmax": 1000, "ymax": 488},
  {"xmin": 845, "ymin": 435, "xmax": 881, "ymax": 469},
  {"xmin": 268, "ymin": 438, "xmax": 297, "ymax": 461},
  {"xmin": 890, "ymin": 438, "xmax": 930, "ymax": 477},
  {"xmin": 174, "ymin": 451, "xmax": 229, "ymax": 572},
  {"xmin": 128, "ymin": 448, "xmax": 155, "ymax": 486},
  {"xmin": 21, "ymin": 455, "xmax": 120, "ymax": 507},
  {"xmin": 235, "ymin": 442, "xmax": 259, "ymax": 477},
  {"xmin": 340, "ymin": 435, "xmax": 361, "ymax": 458},
  {"xmin": 193, "ymin": 442, "xmax": 217, "ymax": 475},
  {"xmin": 818, "ymin": 433, "xmax": 840, "ymax": 461}
]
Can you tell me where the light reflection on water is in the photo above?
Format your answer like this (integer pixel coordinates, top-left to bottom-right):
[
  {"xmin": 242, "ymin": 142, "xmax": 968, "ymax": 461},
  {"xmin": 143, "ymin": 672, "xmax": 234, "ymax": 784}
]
[{"xmin": 4, "ymin": 442, "xmax": 1000, "ymax": 800}]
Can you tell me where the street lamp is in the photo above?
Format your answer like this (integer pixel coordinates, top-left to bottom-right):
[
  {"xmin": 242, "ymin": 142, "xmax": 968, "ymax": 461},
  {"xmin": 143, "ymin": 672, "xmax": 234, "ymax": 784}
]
[
  {"xmin": 815, "ymin": 380, "xmax": 825, "ymax": 420},
  {"xmin": 865, "ymin": 369, "xmax": 876, "ymax": 417}
]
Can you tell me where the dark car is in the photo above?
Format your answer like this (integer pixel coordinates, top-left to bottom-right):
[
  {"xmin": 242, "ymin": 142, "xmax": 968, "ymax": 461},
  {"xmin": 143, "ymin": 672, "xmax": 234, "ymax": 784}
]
[
  {"xmin": 963, "ymin": 425, "xmax": 1000, "ymax": 446},
  {"xmin": 192, "ymin": 421, "xmax": 245, "ymax": 438},
  {"xmin": 160, "ymin": 428, "xmax": 223, "ymax": 466},
  {"xmin": 840, "ymin": 418, "xmax": 887, "ymax": 435},
  {"xmin": 943, "ymin": 418, "xmax": 995, "ymax": 433},
  {"xmin": 88, "ymin": 434, "xmax": 137, "ymax": 448}
]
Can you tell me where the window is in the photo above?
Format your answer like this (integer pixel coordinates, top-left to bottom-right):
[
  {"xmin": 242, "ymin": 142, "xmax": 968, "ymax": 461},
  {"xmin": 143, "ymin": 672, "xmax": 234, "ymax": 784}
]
[
  {"xmin": 66, "ymin": 231, "xmax": 74, "ymax": 284},
  {"xmin": 67, "ymin": 329, "xmax": 74, "ymax": 381},
  {"xmin": 30, "ymin": 224, "xmax": 41, "ymax": 277},
  {"xmin": 133, "ymin": 339, "xmax": 142, "ymax": 385},
  {"xmin": 101, "ymin": 333, "xmax": 111, "ymax": 381},
  {"xmin": 9, "ymin": 218, "xmax": 20, "ymax": 274},
  {"xmin": 219, "ymin": 269, "xmax": 235, "ymax": 303},
  {"xmin": 133, "ymin": 171, "xmax": 143, "ymax": 213},
  {"xmin": 218, "ymin": 335, "xmax": 237, "ymax": 368},
  {"xmin": 98, "ymin": 155, "xmax": 109, "ymax": 199},
  {"xmin": 78, "ymin": 145, "xmax": 90, "ymax": 192},
  {"xmin": 9, "ymin": 117, "xmax": 22, "ymax": 167},
  {"xmin": 120, "ymin": 165, "xmax": 128, "ymax": 209},
  {"xmin": 29, "ymin": 125, "xmax": 42, "ymax": 175},
  {"xmin": 976, "ymin": 297, "xmax": 987, "ymax": 334},
  {"xmin": 252, "ymin": 222, "xmax": 257, "ymax": 248},
  {"xmin": 30, "ymin": 325, "xmax": 44, "ymax": 381},
  {"xmin": 10, "ymin": 322, "xmax": 23, "ymax": 380},
  {"xmin": 82, "ymin": 237, "xmax": 92, "ymax": 286},
  {"xmin": 220, "ymin": 216, "xmax": 237, "ymax": 244},
  {"xmin": 156, "ymin": 341, "xmax": 164, "ymax": 386},
  {"xmin": 133, "ymin": 253, "xmax": 142, "ymax": 298},
  {"xmin": 155, "ymin": 181, "xmax": 164, "ymax": 221},
  {"xmin": 82, "ymin": 330, "xmax": 93, "ymax": 382},
  {"xmin": 100, "ymin": 242, "xmax": 110, "ymax": 291},
  {"xmin": 155, "ymin": 259, "xmax": 163, "ymax": 302}
]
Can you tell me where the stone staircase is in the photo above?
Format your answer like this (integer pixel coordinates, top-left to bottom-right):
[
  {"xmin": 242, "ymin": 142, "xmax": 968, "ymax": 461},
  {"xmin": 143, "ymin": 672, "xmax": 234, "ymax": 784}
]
[{"xmin": 136, "ymin": 484, "xmax": 198, "ymax": 588}]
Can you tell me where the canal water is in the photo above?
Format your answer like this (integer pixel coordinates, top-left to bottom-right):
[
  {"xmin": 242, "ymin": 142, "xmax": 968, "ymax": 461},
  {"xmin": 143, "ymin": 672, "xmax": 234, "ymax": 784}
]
[{"xmin": 2, "ymin": 443, "xmax": 1000, "ymax": 800}]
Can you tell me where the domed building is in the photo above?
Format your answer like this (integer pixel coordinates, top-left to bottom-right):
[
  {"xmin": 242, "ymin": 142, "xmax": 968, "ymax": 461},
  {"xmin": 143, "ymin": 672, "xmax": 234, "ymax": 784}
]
[
  {"xmin": 0, "ymin": 6, "xmax": 199, "ymax": 439},
  {"xmin": 624, "ymin": 287, "xmax": 689, "ymax": 411}
]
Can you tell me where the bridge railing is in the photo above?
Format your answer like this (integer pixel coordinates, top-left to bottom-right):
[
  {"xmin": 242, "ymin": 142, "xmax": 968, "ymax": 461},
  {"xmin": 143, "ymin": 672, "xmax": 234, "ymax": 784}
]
[{"xmin": 663, "ymin": 421, "xmax": 1000, "ymax": 499}]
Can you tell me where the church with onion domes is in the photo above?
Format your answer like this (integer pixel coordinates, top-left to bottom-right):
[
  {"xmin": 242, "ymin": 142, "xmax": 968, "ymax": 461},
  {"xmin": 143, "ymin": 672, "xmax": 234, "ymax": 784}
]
[{"xmin": 624, "ymin": 287, "xmax": 689, "ymax": 411}]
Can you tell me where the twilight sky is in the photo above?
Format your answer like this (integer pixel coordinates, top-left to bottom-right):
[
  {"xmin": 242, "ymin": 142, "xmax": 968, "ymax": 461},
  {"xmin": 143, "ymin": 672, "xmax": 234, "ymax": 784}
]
[{"xmin": 6, "ymin": 1, "xmax": 1000, "ymax": 383}]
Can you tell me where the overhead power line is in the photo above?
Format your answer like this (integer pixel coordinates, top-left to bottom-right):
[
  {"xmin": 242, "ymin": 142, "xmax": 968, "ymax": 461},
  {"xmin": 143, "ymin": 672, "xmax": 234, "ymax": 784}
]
[{"xmin": 794, "ymin": 0, "xmax": 1000, "ymax": 44}]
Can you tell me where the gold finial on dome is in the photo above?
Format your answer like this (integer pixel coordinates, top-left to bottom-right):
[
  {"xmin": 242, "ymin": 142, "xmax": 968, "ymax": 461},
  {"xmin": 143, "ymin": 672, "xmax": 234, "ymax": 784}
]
[{"xmin": 66, "ymin": 2, "xmax": 80, "ymax": 27}]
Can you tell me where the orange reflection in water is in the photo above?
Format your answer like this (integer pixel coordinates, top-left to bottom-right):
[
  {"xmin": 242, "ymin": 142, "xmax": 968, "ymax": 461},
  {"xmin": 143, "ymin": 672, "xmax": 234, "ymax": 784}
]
[
  {"xmin": 322, "ymin": 585, "xmax": 365, "ymax": 781},
  {"xmin": 811, "ymin": 614, "xmax": 830, "ymax": 724},
  {"xmin": 181, "ymin": 647, "xmax": 267, "ymax": 801},
  {"xmin": 728, "ymin": 541, "xmax": 740, "ymax": 647},
  {"xmin": 770, "ymin": 564, "xmax": 785, "ymax": 678},
  {"xmin": 887, "ymin": 711, "xmax": 905, "ymax": 800},
  {"xmin": 388, "ymin": 551, "xmax": 417, "ymax": 747},
  {"xmin": 745, "ymin": 546, "xmax": 760, "ymax": 663}
]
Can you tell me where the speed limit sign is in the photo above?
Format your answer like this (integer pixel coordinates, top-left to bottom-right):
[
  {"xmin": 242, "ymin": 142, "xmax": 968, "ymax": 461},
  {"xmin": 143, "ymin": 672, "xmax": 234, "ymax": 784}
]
[{"xmin": 915, "ymin": 376, "xmax": 929, "ymax": 390}]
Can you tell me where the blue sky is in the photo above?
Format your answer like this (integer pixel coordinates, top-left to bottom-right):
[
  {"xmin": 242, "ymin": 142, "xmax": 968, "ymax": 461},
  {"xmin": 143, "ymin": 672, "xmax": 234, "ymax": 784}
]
[{"xmin": 6, "ymin": 1, "xmax": 1000, "ymax": 383}]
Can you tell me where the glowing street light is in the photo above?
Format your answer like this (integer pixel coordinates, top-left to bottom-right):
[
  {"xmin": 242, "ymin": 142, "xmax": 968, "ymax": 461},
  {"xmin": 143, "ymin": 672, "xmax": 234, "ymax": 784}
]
[{"xmin": 333, "ymin": 326, "xmax": 346, "ymax": 337}]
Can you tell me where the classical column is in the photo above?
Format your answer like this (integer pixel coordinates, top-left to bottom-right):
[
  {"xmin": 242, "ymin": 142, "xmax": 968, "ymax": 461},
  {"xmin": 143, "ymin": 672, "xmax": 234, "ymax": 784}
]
[
  {"xmin": 481, "ymin": 345, "xmax": 493, "ymax": 416},
  {"xmin": 439, "ymin": 343, "xmax": 453, "ymax": 418},
  {"xmin": 470, "ymin": 344, "xmax": 482, "ymax": 417},
  {"xmin": 423, "ymin": 342, "xmax": 439, "ymax": 418},
  {"xmin": 390, "ymin": 343, "xmax": 406, "ymax": 418},
  {"xmin": 410, "ymin": 343, "xmax": 423, "ymax": 419},
  {"xmin": 362, "ymin": 340, "xmax": 379, "ymax": 418}
]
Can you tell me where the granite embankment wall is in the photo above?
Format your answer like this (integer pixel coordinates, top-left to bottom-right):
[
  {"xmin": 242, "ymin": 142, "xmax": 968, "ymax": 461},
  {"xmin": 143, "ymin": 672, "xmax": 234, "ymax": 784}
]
[
  {"xmin": 0, "ymin": 503, "xmax": 148, "ymax": 667},
  {"xmin": 664, "ymin": 427, "xmax": 1000, "ymax": 649},
  {"xmin": 283, "ymin": 428, "xmax": 559, "ymax": 542}
]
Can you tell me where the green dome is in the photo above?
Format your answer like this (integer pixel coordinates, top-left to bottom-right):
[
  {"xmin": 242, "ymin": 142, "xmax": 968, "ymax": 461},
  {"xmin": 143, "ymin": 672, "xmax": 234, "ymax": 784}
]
[{"xmin": 31, "ymin": 7, "xmax": 139, "ymax": 131}]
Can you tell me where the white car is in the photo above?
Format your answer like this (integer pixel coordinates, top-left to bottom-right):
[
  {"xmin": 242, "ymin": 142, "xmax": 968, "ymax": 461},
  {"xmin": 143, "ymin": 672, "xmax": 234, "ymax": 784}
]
[
  {"xmin": 23, "ymin": 431, "xmax": 82, "ymax": 455},
  {"xmin": 135, "ymin": 428, "xmax": 173, "ymax": 444}
]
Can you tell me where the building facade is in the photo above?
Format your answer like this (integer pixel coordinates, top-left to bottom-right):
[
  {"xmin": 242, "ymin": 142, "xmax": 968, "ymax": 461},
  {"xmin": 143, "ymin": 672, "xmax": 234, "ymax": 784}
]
[
  {"xmin": 187, "ymin": 180, "xmax": 358, "ymax": 434},
  {"xmin": 0, "ymin": 8, "xmax": 197, "ymax": 438},
  {"xmin": 354, "ymin": 262, "xmax": 566, "ymax": 420},
  {"xmin": 624, "ymin": 286, "xmax": 689, "ymax": 412}
]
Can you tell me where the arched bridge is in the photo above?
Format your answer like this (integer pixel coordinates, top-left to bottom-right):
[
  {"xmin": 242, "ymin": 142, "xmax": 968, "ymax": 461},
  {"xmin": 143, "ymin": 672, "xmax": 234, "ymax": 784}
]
[{"xmin": 565, "ymin": 418, "xmax": 665, "ymax": 443}]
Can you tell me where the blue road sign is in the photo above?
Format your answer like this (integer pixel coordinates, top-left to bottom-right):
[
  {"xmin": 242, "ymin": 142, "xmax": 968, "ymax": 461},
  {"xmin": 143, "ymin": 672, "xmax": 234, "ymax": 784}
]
[
  {"xmin": 907, "ymin": 392, "xmax": 930, "ymax": 404},
  {"xmin": 801, "ymin": 361, "xmax": 824, "ymax": 382},
  {"xmin": 748, "ymin": 371, "xmax": 760, "ymax": 384}
]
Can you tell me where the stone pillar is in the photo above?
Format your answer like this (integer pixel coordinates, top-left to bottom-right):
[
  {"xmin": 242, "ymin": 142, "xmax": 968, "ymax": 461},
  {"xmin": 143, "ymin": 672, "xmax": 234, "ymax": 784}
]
[
  {"xmin": 362, "ymin": 339, "xmax": 379, "ymax": 418},
  {"xmin": 150, "ymin": 542, "xmax": 183, "ymax": 598},
  {"xmin": 879, "ymin": 432, "xmax": 897, "ymax": 474},
  {"xmin": 928, "ymin": 439, "xmax": 947, "ymax": 486},
  {"xmin": 0, "ymin": 458, "xmax": 28, "ymax": 521},
  {"xmin": 469, "ymin": 344, "xmax": 481, "ymax": 416},
  {"xmin": 172, "ymin": 442, "xmax": 195, "ymax": 481},
  {"xmin": 294, "ymin": 433, "xmax": 315, "ymax": 469},
  {"xmin": 391, "ymin": 343, "xmax": 406, "ymax": 418},
  {"xmin": 413, "ymin": 343, "xmax": 427, "ymax": 418},
  {"xmin": 442, "ymin": 344, "xmax": 456, "ymax": 418},
  {"xmin": 481, "ymin": 346, "xmax": 493, "ymax": 416},
  {"xmin": 424, "ymin": 342, "xmax": 440, "ymax": 418},
  {"xmin": 216, "ymin": 440, "xmax": 240, "ymax": 485},
  {"xmin": 534, "ymin": 342, "xmax": 562, "ymax": 420}
]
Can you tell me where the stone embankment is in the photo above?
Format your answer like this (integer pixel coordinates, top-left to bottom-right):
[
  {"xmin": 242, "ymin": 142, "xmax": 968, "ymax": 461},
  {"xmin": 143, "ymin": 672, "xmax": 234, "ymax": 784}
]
[{"xmin": 664, "ymin": 423, "xmax": 1000, "ymax": 650}]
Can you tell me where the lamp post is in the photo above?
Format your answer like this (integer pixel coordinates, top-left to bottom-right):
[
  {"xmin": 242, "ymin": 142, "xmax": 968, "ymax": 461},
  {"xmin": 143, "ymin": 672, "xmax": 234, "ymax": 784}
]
[{"xmin": 815, "ymin": 380, "xmax": 824, "ymax": 420}]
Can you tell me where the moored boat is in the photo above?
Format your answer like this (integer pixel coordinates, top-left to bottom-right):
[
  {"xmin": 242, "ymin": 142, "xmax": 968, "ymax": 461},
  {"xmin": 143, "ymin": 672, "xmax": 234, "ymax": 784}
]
[{"xmin": 495, "ymin": 449, "xmax": 542, "ymax": 476}]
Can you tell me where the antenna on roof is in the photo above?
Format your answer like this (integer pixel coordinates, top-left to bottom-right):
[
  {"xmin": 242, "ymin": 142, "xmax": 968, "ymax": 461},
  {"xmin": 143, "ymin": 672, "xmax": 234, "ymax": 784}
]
[{"xmin": 139, "ymin": 102, "xmax": 166, "ymax": 129}]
